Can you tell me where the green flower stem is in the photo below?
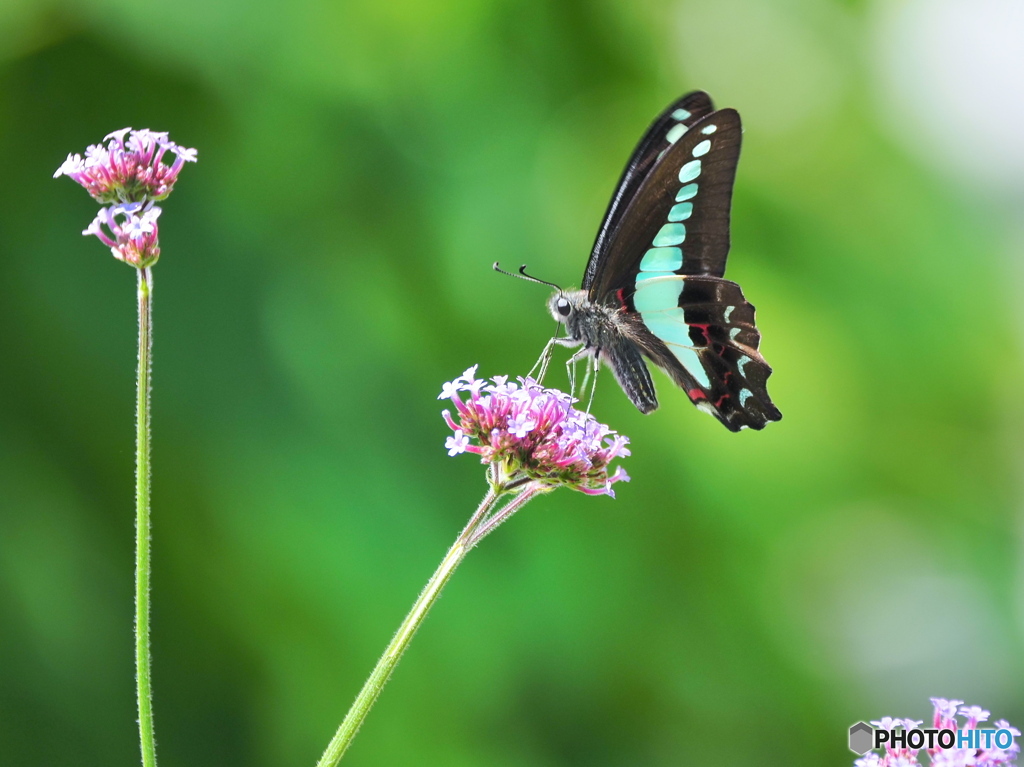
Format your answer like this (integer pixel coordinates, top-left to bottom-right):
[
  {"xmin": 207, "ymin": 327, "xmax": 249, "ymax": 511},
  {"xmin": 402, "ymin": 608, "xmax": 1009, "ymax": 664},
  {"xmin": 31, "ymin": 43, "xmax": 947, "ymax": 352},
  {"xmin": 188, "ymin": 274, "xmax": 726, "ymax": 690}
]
[
  {"xmin": 135, "ymin": 266, "xmax": 157, "ymax": 767},
  {"xmin": 467, "ymin": 482, "xmax": 544, "ymax": 547},
  {"xmin": 316, "ymin": 477, "xmax": 539, "ymax": 766}
]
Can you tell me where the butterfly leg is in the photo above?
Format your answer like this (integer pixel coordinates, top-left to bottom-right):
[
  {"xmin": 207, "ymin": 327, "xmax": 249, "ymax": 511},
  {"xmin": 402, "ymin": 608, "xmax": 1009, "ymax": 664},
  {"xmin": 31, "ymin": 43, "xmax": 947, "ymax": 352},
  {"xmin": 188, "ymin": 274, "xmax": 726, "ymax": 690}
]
[
  {"xmin": 578, "ymin": 353, "xmax": 593, "ymax": 403},
  {"xmin": 529, "ymin": 336, "xmax": 559, "ymax": 382},
  {"xmin": 565, "ymin": 346, "xmax": 592, "ymax": 404},
  {"xmin": 576, "ymin": 351, "xmax": 600, "ymax": 412},
  {"xmin": 584, "ymin": 352, "xmax": 600, "ymax": 414},
  {"xmin": 530, "ymin": 334, "xmax": 581, "ymax": 383}
]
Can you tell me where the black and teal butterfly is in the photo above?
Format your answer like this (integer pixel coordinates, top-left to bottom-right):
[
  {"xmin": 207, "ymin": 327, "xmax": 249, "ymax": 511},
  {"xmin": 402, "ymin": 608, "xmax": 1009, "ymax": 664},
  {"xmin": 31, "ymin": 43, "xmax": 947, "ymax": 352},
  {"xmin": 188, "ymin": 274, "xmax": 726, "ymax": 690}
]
[{"xmin": 546, "ymin": 91, "xmax": 781, "ymax": 431}]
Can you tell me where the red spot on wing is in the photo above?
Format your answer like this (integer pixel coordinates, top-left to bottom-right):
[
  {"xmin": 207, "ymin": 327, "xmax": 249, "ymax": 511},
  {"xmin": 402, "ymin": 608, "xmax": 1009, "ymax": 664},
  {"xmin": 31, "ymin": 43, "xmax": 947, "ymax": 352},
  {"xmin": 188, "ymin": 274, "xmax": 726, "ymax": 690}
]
[
  {"xmin": 615, "ymin": 288, "xmax": 627, "ymax": 309},
  {"xmin": 687, "ymin": 388, "xmax": 707, "ymax": 401},
  {"xmin": 688, "ymin": 323, "xmax": 711, "ymax": 345}
]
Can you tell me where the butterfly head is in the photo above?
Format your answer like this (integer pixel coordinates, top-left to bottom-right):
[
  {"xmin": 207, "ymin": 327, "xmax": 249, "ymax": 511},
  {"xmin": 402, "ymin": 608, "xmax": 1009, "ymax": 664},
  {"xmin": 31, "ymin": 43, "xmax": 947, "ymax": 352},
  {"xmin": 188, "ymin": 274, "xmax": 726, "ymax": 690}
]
[{"xmin": 547, "ymin": 290, "xmax": 588, "ymax": 326}]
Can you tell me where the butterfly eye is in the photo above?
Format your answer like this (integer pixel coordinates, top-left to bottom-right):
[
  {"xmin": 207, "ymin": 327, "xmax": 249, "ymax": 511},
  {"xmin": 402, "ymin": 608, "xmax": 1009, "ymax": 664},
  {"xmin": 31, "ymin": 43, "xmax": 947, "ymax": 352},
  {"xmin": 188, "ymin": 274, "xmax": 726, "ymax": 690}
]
[{"xmin": 556, "ymin": 298, "xmax": 571, "ymax": 317}]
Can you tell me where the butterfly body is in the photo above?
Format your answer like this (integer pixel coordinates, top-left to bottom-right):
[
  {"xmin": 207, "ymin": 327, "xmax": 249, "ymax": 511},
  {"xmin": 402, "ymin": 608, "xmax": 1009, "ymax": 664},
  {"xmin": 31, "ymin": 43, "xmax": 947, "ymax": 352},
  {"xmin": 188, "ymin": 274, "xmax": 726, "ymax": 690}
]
[
  {"xmin": 549, "ymin": 290, "xmax": 659, "ymax": 413},
  {"xmin": 550, "ymin": 91, "xmax": 781, "ymax": 431}
]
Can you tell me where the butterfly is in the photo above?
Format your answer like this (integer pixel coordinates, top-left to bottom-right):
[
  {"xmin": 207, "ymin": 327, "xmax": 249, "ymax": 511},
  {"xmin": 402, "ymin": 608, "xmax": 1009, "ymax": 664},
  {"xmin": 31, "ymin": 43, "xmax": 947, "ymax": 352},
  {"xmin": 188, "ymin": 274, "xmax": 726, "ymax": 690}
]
[{"xmin": 543, "ymin": 91, "xmax": 781, "ymax": 431}]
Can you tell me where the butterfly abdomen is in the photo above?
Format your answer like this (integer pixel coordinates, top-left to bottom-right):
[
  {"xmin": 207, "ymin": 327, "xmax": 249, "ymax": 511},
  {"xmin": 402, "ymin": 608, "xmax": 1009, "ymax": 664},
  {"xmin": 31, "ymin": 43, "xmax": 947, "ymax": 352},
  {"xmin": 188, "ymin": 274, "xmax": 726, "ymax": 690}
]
[{"xmin": 602, "ymin": 337, "xmax": 658, "ymax": 414}]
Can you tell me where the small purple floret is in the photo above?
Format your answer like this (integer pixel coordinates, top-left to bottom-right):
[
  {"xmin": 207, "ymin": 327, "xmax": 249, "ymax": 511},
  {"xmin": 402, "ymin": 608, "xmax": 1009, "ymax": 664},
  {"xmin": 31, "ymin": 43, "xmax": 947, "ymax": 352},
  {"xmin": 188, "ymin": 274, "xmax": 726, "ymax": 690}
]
[
  {"xmin": 507, "ymin": 412, "xmax": 537, "ymax": 439},
  {"xmin": 438, "ymin": 380, "xmax": 462, "ymax": 399},
  {"xmin": 960, "ymin": 706, "xmax": 991, "ymax": 725},
  {"xmin": 439, "ymin": 366, "xmax": 630, "ymax": 497},
  {"xmin": 445, "ymin": 430, "xmax": 470, "ymax": 456}
]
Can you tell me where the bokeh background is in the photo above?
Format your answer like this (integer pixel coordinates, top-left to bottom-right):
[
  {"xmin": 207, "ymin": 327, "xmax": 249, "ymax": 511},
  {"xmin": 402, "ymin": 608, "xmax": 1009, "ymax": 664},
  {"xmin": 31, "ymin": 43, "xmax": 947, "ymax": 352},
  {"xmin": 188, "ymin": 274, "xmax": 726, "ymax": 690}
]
[{"xmin": 2, "ymin": 0, "xmax": 1023, "ymax": 764}]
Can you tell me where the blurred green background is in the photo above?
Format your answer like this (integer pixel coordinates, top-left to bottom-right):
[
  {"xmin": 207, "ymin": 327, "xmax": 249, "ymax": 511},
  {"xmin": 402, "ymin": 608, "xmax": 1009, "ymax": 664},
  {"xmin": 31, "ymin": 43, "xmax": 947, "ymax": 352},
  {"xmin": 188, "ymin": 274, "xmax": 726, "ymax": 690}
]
[{"xmin": 2, "ymin": 0, "xmax": 1022, "ymax": 764}]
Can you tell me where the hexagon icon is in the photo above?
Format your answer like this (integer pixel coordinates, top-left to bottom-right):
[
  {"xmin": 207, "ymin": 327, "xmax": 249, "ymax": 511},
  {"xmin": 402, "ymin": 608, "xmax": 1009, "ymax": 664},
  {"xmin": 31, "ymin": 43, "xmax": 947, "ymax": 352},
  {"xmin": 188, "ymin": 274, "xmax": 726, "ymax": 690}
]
[{"xmin": 849, "ymin": 721, "xmax": 874, "ymax": 755}]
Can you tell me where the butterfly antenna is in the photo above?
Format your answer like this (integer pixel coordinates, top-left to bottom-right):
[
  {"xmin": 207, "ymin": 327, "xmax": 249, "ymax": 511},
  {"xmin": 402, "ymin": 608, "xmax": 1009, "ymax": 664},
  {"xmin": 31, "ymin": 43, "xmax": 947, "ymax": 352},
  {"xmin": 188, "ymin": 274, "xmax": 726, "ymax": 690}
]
[{"xmin": 493, "ymin": 262, "xmax": 562, "ymax": 292}]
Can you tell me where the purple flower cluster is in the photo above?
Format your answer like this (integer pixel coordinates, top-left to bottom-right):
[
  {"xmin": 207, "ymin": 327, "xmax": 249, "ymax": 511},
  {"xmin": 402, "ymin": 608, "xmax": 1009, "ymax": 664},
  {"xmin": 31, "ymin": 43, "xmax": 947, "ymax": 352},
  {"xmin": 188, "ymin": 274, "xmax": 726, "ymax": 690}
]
[
  {"xmin": 439, "ymin": 366, "xmax": 631, "ymax": 497},
  {"xmin": 83, "ymin": 202, "xmax": 162, "ymax": 268},
  {"xmin": 54, "ymin": 128, "xmax": 197, "ymax": 204},
  {"xmin": 856, "ymin": 699, "xmax": 1019, "ymax": 767},
  {"xmin": 55, "ymin": 128, "xmax": 195, "ymax": 268}
]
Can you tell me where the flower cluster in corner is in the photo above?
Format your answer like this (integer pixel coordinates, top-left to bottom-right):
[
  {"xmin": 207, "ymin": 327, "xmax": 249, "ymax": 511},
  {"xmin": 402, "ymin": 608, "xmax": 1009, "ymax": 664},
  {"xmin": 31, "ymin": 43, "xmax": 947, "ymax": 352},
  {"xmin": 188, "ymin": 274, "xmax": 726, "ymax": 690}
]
[
  {"xmin": 439, "ymin": 366, "xmax": 630, "ymax": 497},
  {"xmin": 54, "ymin": 128, "xmax": 197, "ymax": 204},
  {"xmin": 55, "ymin": 128, "xmax": 196, "ymax": 268},
  {"xmin": 856, "ymin": 698, "xmax": 1019, "ymax": 767}
]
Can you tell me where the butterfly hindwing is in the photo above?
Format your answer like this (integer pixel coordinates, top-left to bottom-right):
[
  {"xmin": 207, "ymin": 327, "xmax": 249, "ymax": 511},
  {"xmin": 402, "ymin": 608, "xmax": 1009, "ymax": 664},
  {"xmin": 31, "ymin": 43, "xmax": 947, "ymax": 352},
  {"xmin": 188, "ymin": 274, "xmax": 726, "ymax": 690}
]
[
  {"xmin": 628, "ymin": 275, "xmax": 780, "ymax": 431},
  {"xmin": 582, "ymin": 91, "xmax": 716, "ymax": 291}
]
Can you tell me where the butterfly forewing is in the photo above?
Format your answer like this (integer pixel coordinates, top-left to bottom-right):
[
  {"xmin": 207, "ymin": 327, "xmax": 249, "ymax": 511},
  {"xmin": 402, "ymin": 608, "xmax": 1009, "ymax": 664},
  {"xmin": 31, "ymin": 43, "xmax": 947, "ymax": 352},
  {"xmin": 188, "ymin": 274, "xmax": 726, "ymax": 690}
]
[
  {"xmin": 582, "ymin": 91, "xmax": 716, "ymax": 291},
  {"xmin": 589, "ymin": 108, "xmax": 741, "ymax": 298}
]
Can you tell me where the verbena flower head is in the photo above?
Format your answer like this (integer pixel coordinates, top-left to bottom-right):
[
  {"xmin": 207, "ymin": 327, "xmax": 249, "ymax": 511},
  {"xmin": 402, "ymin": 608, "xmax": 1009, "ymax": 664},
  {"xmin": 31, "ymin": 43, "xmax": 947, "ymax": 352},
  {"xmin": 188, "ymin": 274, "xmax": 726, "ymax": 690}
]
[
  {"xmin": 54, "ymin": 127, "xmax": 197, "ymax": 204},
  {"xmin": 83, "ymin": 202, "xmax": 162, "ymax": 268},
  {"xmin": 855, "ymin": 698, "xmax": 1019, "ymax": 767},
  {"xmin": 439, "ymin": 366, "xmax": 631, "ymax": 497}
]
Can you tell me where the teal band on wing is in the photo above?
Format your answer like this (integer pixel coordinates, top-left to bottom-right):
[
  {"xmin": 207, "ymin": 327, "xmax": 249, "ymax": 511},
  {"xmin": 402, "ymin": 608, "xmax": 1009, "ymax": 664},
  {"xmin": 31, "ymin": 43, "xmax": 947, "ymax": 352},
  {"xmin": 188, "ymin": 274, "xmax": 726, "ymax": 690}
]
[
  {"xmin": 633, "ymin": 275, "xmax": 683, "ymax": 312},
  {"xmin": 676, "ymin": 183, "xmax": 698, "ymax": 202},
  {"xmin": 671, "ymin": 345, "xmax": 711, "ymax": 388},
  {"xmin": 701, "ymin": 124, "xmax": 717, "ymax": 135},
  {"xmin": 665, "ymin": 123, "xmax": 686, "ymax": 144},
  {"xmin": 636, "ymin": 305, "xmax": 713, "ymax": 388},
  {"xmin": 671, "ymin": 108, "xmax": 691, "ymax": 121},
  {"xmin": 692, "ymin": 139, "xmax": 711, "ymax": 157},
  {"xmin": 639, "ymin": 309, "xmax": 691, "ymax": 348},
  {"xmin": 668, "ymin": 202, "xmax": 693, "ymax": 222},
  {"xmin": 640, "ymin": 247, "xmax": 683, "ymax": 272},
  {"xmin": 678, "ymin": 160, "xmax": 701, "ymax": 183},
  {"xmin": 652, "ymin": 223, "xmax": 686, "ymax": 247}
]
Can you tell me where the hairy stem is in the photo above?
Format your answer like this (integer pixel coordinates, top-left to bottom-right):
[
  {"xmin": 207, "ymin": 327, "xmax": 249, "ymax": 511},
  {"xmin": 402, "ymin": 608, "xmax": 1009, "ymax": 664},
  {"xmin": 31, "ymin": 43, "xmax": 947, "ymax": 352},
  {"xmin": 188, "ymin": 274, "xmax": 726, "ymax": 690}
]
[
  {"xmin": 315, "ymin": 484, "xmax": 508, "ymax": 766},
  {"xmin": 467, "ymin": 483, "xmax": 543, "ymax": 547},
  {"xmin": 135, "ymin": 267, "xmax": 157, "ymax": 767}
]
